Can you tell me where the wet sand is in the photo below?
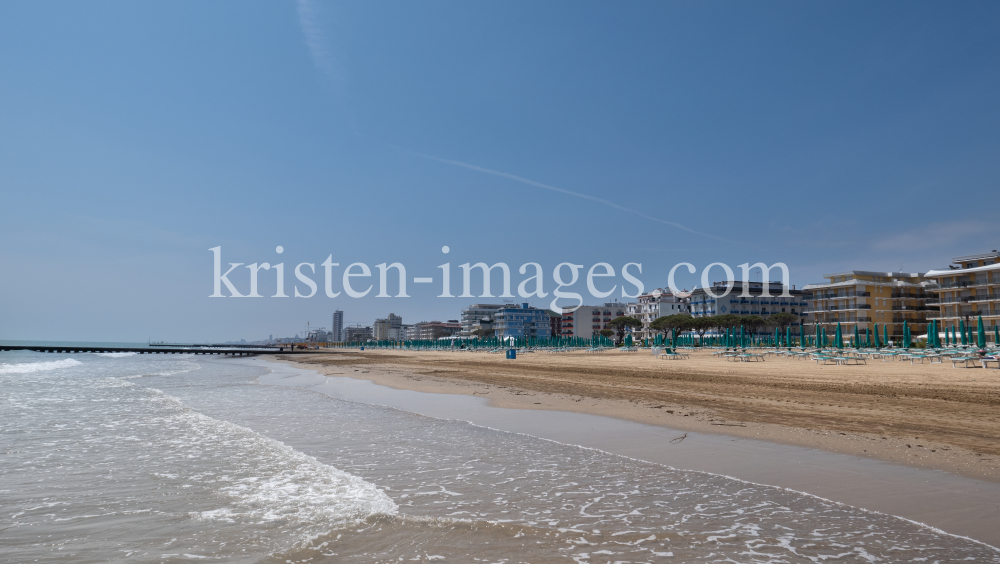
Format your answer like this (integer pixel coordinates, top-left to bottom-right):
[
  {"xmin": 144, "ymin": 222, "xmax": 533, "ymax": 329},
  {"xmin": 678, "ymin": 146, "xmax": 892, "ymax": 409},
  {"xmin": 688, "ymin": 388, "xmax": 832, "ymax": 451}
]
[
  {"xmin": 251, "ymin": 350, "xmax": 1000, "ymax": 547},
  {"xmin": 274, "ymin": 348, "xmax": 1000, "ymax": 483}
]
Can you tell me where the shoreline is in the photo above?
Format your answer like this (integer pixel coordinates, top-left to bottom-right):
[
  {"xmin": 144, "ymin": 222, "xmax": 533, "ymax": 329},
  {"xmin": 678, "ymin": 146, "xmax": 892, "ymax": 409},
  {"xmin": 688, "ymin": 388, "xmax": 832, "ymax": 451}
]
[
  {"xmin": 269, "ymin": 349, "xmax": 1000, "ymax": 484},
  {"xmin": 248, "ymin": 353, "xmax": 1000, "ymax": 548}
]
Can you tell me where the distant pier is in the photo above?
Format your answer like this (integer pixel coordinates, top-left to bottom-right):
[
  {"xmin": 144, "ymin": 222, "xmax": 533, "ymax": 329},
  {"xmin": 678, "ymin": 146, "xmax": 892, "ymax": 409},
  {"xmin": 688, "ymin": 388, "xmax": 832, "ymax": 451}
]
[{"xmin": 0, "ymin": 345, "xmax": 325, "ymax": 356}]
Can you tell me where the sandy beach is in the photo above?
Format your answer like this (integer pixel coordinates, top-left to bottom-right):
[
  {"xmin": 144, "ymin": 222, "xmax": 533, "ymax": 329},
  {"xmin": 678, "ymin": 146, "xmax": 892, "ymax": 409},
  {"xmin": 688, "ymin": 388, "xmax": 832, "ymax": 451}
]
[{"xmin": 273, "ymin": 348, "xmax": 1000, "ymax": 483}]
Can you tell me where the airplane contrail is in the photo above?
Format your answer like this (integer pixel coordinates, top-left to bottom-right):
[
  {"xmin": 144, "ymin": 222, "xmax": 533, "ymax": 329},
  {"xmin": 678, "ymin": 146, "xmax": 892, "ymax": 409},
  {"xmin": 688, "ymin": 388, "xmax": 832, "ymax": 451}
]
[
  {"xmin": 293, "ymin": 5, "xmax": 743, "ymax": 247},
  {"xmin": 413, "ymin": 152, "xmax": 743, "ymax": 244}
]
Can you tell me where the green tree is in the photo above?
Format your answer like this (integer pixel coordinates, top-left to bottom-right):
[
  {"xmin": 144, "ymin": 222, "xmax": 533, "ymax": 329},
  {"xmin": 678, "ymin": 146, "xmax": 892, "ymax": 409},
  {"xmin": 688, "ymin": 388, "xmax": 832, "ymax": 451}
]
[
  {"xmin": 767, "ymin": 312, "xmax": 798, "ymax": 330},
  {"xmin": 741, "ymin": 315, "xmax": 766, "ymax": 337},
  {"xmin": 649, "ymin": 315, "xmax": 669, "ymax": 337},
  {"xmin": 711, "ymin": 314, "xmax": 736, "ymax": 339},
  {"xmin": 653, "ymin": 314, "xmax": 694, "ymax": 344},
  {"xmin": 691, "ymin": 317, "xmax": 714, "ymax": 344},
  {"xmin": 608, "ymin": 316, "xmax": 642, "ymax": 344},
  {"xmin": 599, "ymin": 328, "xmax": 615, "ymax": 339}
]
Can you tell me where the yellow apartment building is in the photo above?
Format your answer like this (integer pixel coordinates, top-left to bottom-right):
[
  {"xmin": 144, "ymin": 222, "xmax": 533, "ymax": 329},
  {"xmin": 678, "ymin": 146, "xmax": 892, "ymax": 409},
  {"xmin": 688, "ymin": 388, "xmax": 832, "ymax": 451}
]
[
  {"xmin": 924, "ymin": 250, "xmax": 1000, "ymax": 338},
  {"xmin": 803, "ymin": 271, "xmax": 935, "ymax": 340}
]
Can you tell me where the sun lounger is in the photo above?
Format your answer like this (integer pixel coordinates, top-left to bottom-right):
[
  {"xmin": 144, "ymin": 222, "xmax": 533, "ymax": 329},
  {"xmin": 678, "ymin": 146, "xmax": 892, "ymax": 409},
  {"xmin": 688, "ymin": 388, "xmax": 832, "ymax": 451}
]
[
  {"xmin": 833, "ymin": 356, "xmax": 866, "ymax": 365},
  {"xmin": 951, "ymin": 356, "xmax": 980, "ymax": 368},
  {"xmin": 659, "ymin": 351, "xmax": 689, "ymax": 360},
  {"xmin": 983, "ymin": 357, "xmax": 1000, "ymax": 369}
]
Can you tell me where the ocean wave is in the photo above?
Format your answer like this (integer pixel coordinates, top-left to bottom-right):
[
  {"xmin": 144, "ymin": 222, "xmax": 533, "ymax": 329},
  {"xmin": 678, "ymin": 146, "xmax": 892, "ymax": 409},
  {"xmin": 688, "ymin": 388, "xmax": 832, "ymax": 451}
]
[
  {"xmin": 93, "ymin": 352, "xmax": 138, "ymax": 358},
  {"xmin": 0, "ymin": 358, "xmax": 82, "ymax": 374},
  {"xmin": 136, "ymin": 389, "xmax": 398, "ymax": 533}
]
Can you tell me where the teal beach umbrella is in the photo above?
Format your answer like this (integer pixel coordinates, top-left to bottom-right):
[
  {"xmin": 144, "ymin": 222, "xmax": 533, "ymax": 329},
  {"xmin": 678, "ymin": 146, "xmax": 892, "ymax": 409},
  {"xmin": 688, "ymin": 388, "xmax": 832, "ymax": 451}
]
[{"xmin": 977, "ymin": 316, "xmax": 986, "ymax": 349}]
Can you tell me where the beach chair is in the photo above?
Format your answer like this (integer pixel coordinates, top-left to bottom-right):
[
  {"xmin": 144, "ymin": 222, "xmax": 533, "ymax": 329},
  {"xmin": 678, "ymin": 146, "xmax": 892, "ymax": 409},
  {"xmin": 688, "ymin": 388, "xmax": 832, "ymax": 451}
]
[
  {"xmin": 659, "ymin": 348, "xmax": 689, "ymax": 360},
  {"xmin": 951, "ymin": 356, "xmax": 981, "ymax": 368},
  {"xmin": 908, "ymin": 355, "xmax": 942, "ymax": 364},
  {"xmin": 983, "ymin": 357, "xmax": 1000, "ymax": 369},
  {"xmin": 834, "ymin": 356, "xmax": 866, "ymax": 365}
]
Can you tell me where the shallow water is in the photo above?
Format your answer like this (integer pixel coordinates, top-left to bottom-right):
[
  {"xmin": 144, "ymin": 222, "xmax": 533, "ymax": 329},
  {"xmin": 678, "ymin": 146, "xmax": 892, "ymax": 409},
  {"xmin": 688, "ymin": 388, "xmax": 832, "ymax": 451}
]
[{"xmin": 2, "ymin": 351, "xmax": 997, "ymax": 563}]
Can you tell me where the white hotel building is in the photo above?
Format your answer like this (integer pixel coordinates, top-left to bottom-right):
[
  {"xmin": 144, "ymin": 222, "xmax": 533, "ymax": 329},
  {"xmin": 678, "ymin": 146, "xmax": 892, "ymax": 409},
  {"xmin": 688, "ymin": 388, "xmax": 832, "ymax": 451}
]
[{"xmin": 625, "ymin": 289, "xmax": 690, "ymax": 341}]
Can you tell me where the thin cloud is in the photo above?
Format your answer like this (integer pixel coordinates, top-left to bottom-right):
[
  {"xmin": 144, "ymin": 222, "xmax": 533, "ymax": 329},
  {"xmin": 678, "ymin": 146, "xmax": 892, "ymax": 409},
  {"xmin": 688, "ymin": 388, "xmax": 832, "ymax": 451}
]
[
  {"xmin": 296, "ymin": 0, "xmax": 345, "ymax": 90},
  {"xmin": 873, "ymin": 221, "xmax": 1000, "ymax": 253},
  {"xmin": 412, "ymin": 152, "xmax": 746, "ymax": 245}
]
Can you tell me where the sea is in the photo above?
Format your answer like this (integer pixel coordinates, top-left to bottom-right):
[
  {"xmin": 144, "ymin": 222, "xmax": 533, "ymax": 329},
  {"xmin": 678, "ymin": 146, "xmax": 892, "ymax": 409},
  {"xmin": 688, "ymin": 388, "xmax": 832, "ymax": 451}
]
[{"xmin": 2, "ymin": 347, "xmax": 998, "ymax": 563}]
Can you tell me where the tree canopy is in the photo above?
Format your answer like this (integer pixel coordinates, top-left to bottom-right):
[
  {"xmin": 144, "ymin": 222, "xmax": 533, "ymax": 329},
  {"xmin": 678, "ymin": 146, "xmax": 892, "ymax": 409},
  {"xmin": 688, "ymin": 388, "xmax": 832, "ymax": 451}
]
[
  {"xmin": 767, "ymin": 312, "xmax": 799, "ymax": 329},
  {"xmin": 608, "ymin": 316, "xmax": 642, "ymax": 344},
  {"xmin": 651, "ymin": 313, "xmax": 694, "ymax": 334}
]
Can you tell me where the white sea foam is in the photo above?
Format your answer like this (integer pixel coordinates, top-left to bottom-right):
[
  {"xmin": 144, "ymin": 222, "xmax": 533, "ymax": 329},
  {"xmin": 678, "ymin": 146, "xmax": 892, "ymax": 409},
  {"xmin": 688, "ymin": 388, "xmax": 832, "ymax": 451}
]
[
  {"xmin": 137, "ymin": 389, "xmax": 398, "ymax": 531},
  {"xmin": 0, "ymin": 358, "xmax": 82, "ymax": 374},
  {"xmin": 94, "ymin": 352, "xmax": 137, "ymax": 357}
]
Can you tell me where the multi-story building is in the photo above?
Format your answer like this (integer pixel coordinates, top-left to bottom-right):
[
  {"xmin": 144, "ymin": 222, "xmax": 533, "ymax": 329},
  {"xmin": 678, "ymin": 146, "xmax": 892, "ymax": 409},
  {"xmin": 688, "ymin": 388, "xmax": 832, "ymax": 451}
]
[
  {"xmin": 468, "ymin": 317, "xmax": 494, "ymax": 336},
  {"xmin": 803, "ymin": 271, "xmax": 935, "ymax": 340},
  {"xmin": 372, "ymin": 313, "xmax": 404, "ymax": 340},
  {"xmin": 690, "ymin": 281, "xmax": 809, "ymax": 334},
  {"xmin": 547, "ymin": 311, "xmax": 561, "ymax": 338},
  {"xmin": 331, "ymin": 310, "xmax": 344, "ymax": 342},
  {"xmin": 626, "ymin": 289, "xmax": 690, "ymax": 341},
  {"xmin": 460, "ymin": 304, "xmax": 505, "ymax": 337},
  {"xmin": 924, "ymin": 250, "xmax": 1000, "ymax": 336},
  {"xmin": 343, "ymin": 325, "xmax": 373, "ymax": 343},
  {"xmin": 560, "ymin": 303, "xmax": 627, "ymax": 339},
  {"xmin": 406, "ymin": 320, "xmax": 463, "ymax": 340},
  {"xmin": 493, "ymin": 304, "xmax": 551, "ymax": 339}
]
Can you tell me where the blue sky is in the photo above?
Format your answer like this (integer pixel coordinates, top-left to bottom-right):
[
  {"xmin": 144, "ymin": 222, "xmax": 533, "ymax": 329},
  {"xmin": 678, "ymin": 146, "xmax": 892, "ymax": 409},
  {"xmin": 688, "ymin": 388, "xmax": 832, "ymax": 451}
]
[{"xmin": 2, "ymin": 1, "xmax": 999, "ymax": 341}]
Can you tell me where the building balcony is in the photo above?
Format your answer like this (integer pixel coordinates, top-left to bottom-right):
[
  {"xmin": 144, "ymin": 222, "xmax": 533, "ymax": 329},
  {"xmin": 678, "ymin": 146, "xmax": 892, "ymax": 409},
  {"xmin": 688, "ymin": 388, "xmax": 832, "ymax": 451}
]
[
  {"xmin": 805, "ymin": 304, "xmax": 871, "ymax": 312},
  {"xmin": 810, "ymin": 291, "xmax": 871, "ymax": 300},
  {"xmin": 808, "ymin": 317, "xmax": 873, "ymax": 324},
  {"xmin": 937, "ymin": 281, "xmax": 975, "ymax": 289},
  {"xmin": 891, "ymin": 317, "xmax": 927, "ymax": 324},
  {"xmin": 937, "ymin": 312, "xmax": 1000, "ymax": 320}
]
